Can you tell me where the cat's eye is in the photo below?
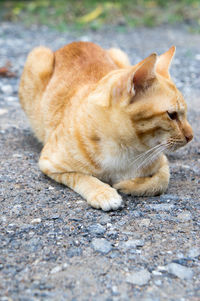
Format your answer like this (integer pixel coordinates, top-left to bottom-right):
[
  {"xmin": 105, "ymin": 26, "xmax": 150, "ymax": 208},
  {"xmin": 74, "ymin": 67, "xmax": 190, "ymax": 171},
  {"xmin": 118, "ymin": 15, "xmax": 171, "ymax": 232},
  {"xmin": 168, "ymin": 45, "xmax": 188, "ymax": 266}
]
[{"xmin": 167, "ymin": 111, "xmax": 178, "ymax": 120}]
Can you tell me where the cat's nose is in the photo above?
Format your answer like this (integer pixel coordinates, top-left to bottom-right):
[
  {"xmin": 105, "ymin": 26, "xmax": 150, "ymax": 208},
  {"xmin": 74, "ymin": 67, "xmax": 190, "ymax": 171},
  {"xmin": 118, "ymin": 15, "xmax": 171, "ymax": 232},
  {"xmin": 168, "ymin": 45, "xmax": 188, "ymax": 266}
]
[{"xmin": 185, "ymin": 133, "xmax": 193, "ymax": 143}]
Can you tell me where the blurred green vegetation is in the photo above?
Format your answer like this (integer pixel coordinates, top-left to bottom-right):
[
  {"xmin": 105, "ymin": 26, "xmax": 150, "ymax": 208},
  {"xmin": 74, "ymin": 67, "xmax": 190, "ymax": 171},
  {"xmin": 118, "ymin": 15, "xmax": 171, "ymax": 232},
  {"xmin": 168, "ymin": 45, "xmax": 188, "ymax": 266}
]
[{"xmin": 0, "ymin": 0, "xmax": 200, "ymax": 31}]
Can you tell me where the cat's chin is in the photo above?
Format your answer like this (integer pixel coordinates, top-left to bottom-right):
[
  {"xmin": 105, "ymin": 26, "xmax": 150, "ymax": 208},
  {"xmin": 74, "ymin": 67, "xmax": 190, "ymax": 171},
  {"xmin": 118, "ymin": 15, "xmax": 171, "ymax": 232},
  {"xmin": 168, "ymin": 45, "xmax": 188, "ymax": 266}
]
[{"xmin": 165, "ymin": 144, "xmax": 185, "ymax": 153}]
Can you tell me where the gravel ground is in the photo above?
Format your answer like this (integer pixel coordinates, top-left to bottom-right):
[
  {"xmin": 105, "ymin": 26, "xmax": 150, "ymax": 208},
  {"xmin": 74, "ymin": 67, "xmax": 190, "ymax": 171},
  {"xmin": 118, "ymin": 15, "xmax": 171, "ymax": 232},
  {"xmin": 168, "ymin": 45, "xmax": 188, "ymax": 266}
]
[{"xmin": 0, "ymin": 22, "xmax": 200, "ymax": 301}]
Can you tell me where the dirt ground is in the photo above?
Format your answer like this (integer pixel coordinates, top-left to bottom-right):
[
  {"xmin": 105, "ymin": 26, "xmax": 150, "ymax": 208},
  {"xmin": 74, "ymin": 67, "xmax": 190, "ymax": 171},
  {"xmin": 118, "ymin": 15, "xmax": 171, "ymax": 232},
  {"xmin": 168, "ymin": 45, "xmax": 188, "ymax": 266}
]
[{"xmin": 0, "ymin": 22, "xmax": 199, "ymax": 300}]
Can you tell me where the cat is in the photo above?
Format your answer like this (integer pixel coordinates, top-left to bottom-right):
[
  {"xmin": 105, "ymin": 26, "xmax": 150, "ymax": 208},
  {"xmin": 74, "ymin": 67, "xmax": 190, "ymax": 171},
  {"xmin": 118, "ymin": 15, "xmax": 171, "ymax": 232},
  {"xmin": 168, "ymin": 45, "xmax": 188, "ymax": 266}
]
[{"xmin": 19, "ymin": 42, "xmax": 193, "ymax": 211}]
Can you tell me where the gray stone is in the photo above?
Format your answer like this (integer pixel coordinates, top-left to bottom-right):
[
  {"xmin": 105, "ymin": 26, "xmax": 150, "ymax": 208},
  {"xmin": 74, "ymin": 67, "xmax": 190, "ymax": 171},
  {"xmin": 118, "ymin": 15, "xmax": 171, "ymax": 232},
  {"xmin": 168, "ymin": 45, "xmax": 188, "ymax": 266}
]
[
  {"xmin": 66, "ymin": 247, "xmax": 82, "ymax": 257},
  {"xmin": 50, "ymin": 265, "xmax": 62, "ymax": 274},
  {"xmin": 126, "ymin": 269, "xmax": 151, "ymax": 286},
  {"xmin": 0, "ymin": 109, "xmax": 8, "ymax": 116},
  {"xmin": 177, "ymin": 211, "xmax": 192, "ymax": 221},
  {"xmin": 88, "ymin": 223, "xmax": 106, "ymax": 235},
  {"xmin": 122, "ymin": 239, "xmax": 145, "ymax": 250},
  {"xmin": 148, "ymin": 204, "xmax": 175, "ymax": 211},
  {"xmin": 31, "ymin": 218, "xmax": 41, "ymax": 224},
  {"xmin": 91, "ymin": 238, "xmax": 112, "ymax": 254},
  {"xmin": 166, "ymin": 263, "xmax": 193, "ymax": 280},
  {"xmin": 99, "ymin": 215, "xmax": 111, "ymax": 225},
  {"xmin": 188, "ymin": 247, "xmax": 200, "ymax": 258},
  {"xmin": 1, "ymin": 84, "xmax": 13, "ymax": 95}
]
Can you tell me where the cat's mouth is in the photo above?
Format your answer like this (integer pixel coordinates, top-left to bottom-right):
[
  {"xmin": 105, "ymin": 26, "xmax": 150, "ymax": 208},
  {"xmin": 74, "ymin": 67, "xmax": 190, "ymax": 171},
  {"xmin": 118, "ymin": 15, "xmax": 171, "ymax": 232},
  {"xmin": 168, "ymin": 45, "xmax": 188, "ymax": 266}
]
[{"xmin": 166, "ymin": 137, "xmax": 189, "ymax": 152}]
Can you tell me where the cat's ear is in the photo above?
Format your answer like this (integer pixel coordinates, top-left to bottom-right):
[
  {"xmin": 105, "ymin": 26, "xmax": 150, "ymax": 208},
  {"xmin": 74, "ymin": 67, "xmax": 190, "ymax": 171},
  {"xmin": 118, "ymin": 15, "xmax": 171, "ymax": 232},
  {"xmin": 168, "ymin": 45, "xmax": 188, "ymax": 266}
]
[
  {"xmin": 156, "ymin": 46, "xmax": 176, "ymax": 79},
  {"xmin": 112, "ymin": 53, "xmax": 157, "ymax": 105},
  {"xmin": 132, "ymin": 53, "xmax": 157, "ymax": 93}
]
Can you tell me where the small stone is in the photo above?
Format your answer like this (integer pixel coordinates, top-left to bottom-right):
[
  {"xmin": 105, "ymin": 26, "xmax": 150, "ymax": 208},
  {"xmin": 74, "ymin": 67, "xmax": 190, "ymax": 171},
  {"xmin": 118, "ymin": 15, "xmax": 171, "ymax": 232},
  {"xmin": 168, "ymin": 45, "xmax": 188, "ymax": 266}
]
[
  {"xmin": 48, "ymin": 186, "xmax": 54, "ymax": 190},
  {"xmin": 126, "ymin": 269, "xmax": 151, "ymax": 286},
  {"xmin": 50, "ymin": 265, "xmax": 62, "ymax": 274},
  {"xmin": 154, "ymin": 279, "xmax": 162, "ymax": 286},
  {"xmin": 177, "ymin": 211, "xmax": 192, "ymax": 221},
  {"xmin": 73, "ymin": 240, "xmax": 80, "ymax": 247},
  {"xmin": 195, "ymin": 54, "xmax": 200, "ymax": 60},
  {"xmin": 166, "ymin": 263, "xmax": 193, "ymax": 280},
  {"xmin": 88, "ymin": 223, "xmax": 106, "ymax": 235},
  {"xmin": 11, "ymin": 204, "xmax": 22, "ymax": 215},
  {"xmin": 80, "ymin": 36, "xmax": 91, "ymax": 42},
  {"xmin": 157, "ymin": 266, "xmax": 167, "ymax": 272},
  {"xmin": 0, "ymin": 216, "xmax": 7, "ymax": 223},
  {"xmin": 139, "ymin": 219, "xmax": 150, "ymax": 227},
  {"xmin": 188, "ymin": 247, "xmax": 200, "ymax": 258},
  {"xmin": 6, "ymin": 96, "xmax": 17, "ymax": 102},
  {"xmin": 62, "ymin": 263, "xmax": 68, "ymax": 269},
  {"xmin": 91, "ymin": 238, "xmax": 112, "ymax": 254},
  {"xmin": 31, "ymin": 218, "xmax": 41, "ymax": 224},
  {"xmin": 148, "ymin": 203, "xmax": 175, "ymax": 211},
  {"xmin": 66, "ymin": 247, "xmax": 82, "ymax": 257},
  {"xmin": 0, "ymin": 109, "xmax": 8, "ymax": 116},
  {"xmin": 1, "ymin": 85, "xmax": 13, "ymax": 95},
  {"xmin": 99, "ymin": 215, "xmax": 111, "ymax": 225},
  {"xmin": 12, "ymin": 153, "xmax": 23, "ymax": 158},
  {"xmin": 152, "ymin": 270, "xmax": 162, "ymax": 276},
  {"xmin": 159, "ymin": 194, "xmax": 180, "ymax": 201},
  {"xmin": 122, "ymin": 239, "xmax": 145, "ymax": 250},
  {"xmin": 51, "ymin": 214, "xmax": 60, "ymax": 220},
  {"xmin": 111, "ymin": 285, "xmax": 119, "ymax": 296}
]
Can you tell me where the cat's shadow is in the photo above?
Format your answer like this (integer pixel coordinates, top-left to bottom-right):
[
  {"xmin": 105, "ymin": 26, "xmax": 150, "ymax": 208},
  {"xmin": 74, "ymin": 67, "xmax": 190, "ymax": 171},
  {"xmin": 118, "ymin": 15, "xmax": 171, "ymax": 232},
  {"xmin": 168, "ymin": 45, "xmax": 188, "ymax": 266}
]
[{"xmin": 21, "ymin": 129, "xmax": 43, "ymax": 158}]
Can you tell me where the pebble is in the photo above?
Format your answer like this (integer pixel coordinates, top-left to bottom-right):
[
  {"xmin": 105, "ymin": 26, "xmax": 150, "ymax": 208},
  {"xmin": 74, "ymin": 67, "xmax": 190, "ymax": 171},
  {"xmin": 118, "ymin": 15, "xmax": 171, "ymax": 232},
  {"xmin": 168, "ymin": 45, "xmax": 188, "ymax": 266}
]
[
  {"xmin": 0, "ymin": 109, "xmax": 8, "ymax": 116},
  {"xmin": 66, "ymin": 247, "xmax": 82, "ymax": 257},
  {"xmin": 11, "ymin": 204, "xmax": 22, "ymax": 215},
  {"xmin": 188, "ymin": 247, "xmax": 200, "ymax": 258},
  {"xmin": 166, "ymin": 263, "xmax": 193, "ymax": 280},
  {"xmin": 154, "ymin": 279, "xmax": 162, "ymax": 286},
  {"xmin": 152, "ymin": 270, "xmax": 162, "ymax": 276},
  {"xmin": 177, "ymin": 211, "xmax": 192, "ymax": 221},
  {"xmin": 50, "ymin": 265, "xmax": 62, "ymax": 274},
  {"xmin": 122, "ymin": 239, "xmax": 145, "ymax": 250},
  {"xmin": 195, "ymin": 54, "xmax": 200, "ymax": 60},
  {"xmin": 139, "ymin": 218, "xmax": 151, "ymax": 227},
  {"xmin": 126, "ymin": 269, "xmax": 151, "ymax": 286},
  {"xmin": 80, "ymin": 36, "xmax": 91, "ymax": 42},
  {"xmin": 6, "ymin": 96, "xmax": 18, "ymax": 102},
  {"xmin": 1, "ymin": 85, "xmax": 13, "ymax": 95},
  {"xmin": 91, "ymin": 238, "xmax": 112, "ymax": 254},
  {"xmin": 31, "ymin": 218, "xmax": 41, "ymax": 224},
  {"xmin": 88, "ymin": 223, "xmax": 106, "ymax": 235},
  {"xmin": 99, "ymin": 215, "xmax": 111, "ymax": 225},
  {"xmin": 148, "ymin": 204, "xmax": 175, "ymax": 211}
]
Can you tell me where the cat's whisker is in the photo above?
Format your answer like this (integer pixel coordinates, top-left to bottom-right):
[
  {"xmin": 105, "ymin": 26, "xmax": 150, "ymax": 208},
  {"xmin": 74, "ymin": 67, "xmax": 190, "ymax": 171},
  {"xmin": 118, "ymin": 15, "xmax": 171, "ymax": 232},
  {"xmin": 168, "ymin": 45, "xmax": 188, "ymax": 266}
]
[
  {"xmin": 129, "ymin": 143, "xmax": 166, "ymax": 167},
  {"xmin": 135, "ymin": 144, "xmax": 167, "ymax": 171}
]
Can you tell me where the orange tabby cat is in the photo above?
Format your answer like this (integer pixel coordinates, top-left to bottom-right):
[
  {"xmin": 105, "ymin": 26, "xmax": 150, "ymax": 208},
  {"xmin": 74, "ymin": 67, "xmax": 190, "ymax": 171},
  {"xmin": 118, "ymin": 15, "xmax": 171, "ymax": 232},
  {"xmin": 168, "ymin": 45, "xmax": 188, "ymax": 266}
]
[{"xmin": 19, "ymin": 42, "xmax": 193, "ymax": 211}]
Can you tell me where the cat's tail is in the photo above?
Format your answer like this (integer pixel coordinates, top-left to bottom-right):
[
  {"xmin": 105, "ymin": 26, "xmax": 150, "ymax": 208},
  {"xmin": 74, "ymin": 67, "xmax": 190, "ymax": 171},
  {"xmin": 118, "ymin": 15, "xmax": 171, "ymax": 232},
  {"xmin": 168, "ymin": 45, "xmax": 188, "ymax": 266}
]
[
  {"xmin": 19, "ymin": 47, "xmax": 54, "ymax": 113},
  {"xmin": 19, "ymin": 47, "xmax": 54, "ymax": 143},
  {"xmin": 107, "ymin": 48, "xmax": 131, "ymax": 68}
]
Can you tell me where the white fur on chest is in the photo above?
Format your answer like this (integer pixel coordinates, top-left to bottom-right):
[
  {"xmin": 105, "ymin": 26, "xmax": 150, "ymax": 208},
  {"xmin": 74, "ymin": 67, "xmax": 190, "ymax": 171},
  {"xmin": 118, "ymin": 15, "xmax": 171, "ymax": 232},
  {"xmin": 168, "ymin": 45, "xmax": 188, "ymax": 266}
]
[{"xmin": 99, "ymin": 141, "xmax": 139, "ymax": 183}]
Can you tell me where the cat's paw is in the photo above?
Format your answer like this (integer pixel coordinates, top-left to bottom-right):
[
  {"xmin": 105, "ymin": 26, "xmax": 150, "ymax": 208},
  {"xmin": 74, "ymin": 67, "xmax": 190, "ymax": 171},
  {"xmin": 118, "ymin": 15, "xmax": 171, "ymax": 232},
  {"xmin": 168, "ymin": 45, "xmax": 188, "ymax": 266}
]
[
  {"xmin": 87, "ymin": 189, "xmax": 123, "ymax": 211},
  {"xmin": 114, "ymin": 178, "xmax": 166, "ymax": 196},
  {"xmin": 113, "ymin": 178, "xmax": 145, "ymax": 195}
]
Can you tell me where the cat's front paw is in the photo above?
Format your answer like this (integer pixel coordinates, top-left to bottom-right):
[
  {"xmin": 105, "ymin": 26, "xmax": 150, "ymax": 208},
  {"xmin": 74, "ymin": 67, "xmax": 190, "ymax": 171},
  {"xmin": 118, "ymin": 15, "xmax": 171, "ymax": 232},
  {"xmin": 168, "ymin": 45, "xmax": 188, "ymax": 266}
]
[
  {"xmin": 87, "ymin": 188, "xmax": 123, "ymax": 211},
  {"xmin": 114, "ymin": 177, "xmax": 164, "ymax": 196}
]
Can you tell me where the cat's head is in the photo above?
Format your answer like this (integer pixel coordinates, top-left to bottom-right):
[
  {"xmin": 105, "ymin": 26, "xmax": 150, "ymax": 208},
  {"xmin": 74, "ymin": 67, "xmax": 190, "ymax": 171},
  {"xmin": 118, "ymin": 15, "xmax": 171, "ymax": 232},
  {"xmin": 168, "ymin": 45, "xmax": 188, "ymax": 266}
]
[{"xmin": 95, "ymin": 46, "xmax": 193, "ymax": 153}]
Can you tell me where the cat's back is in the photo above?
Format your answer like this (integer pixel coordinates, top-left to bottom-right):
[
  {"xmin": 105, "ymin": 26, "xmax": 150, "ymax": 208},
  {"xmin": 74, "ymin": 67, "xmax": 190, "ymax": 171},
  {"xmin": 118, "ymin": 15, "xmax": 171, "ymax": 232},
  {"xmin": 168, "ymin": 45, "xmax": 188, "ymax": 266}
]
[{"xmin": 53, "ymin": 41, "xmax": 117, "ymax": 85}]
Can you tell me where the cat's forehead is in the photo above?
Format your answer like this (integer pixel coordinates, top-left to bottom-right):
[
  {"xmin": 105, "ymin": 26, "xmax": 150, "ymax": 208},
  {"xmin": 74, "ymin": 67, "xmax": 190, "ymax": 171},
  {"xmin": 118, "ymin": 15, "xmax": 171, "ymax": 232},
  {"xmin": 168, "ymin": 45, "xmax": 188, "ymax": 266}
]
[
  {"xmin": 158, "ymin": 78, "xmax": 186, "ymax": 112},
  {"xmin": 167, "ymin": 94, "xmax": 186, "ymax": 112}
]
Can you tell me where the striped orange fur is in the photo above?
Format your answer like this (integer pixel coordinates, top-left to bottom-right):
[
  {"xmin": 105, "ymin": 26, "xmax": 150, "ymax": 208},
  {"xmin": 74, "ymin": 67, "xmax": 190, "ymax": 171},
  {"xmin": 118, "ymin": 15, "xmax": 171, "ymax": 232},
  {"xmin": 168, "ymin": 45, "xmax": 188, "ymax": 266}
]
[{"xmin": 19, "ymin": 42, "xmax": 193, "ymax": 211}]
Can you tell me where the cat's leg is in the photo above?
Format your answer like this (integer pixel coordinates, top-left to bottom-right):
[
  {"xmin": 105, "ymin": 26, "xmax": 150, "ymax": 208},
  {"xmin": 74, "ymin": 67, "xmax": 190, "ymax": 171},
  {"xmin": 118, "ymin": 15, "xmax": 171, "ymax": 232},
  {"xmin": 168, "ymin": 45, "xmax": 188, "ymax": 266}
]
[
  {"xmin": 39, "ymin": 155, "xmax": 123, "ymax": 211},
  {"xmin": 107, "ymin": 48, "xmax": 131, "ymax": 68},
  {"xmin": 113, "ymin": 155, "xmax": 170, "ymax": 196}
]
